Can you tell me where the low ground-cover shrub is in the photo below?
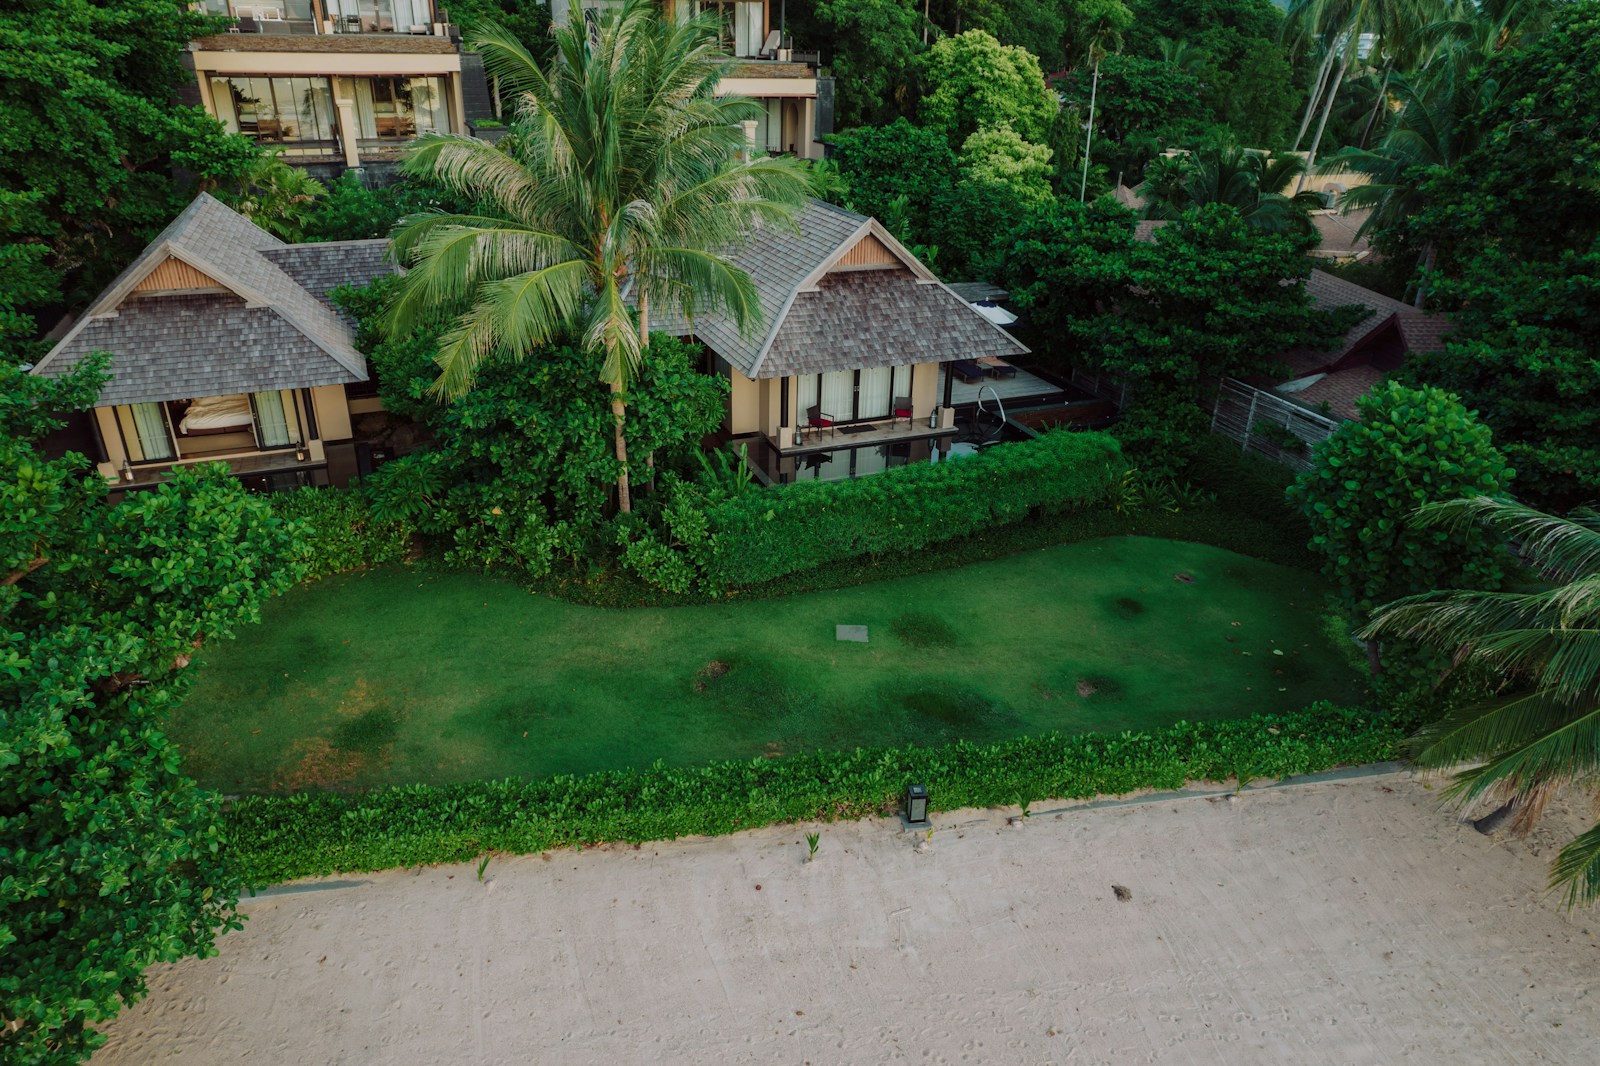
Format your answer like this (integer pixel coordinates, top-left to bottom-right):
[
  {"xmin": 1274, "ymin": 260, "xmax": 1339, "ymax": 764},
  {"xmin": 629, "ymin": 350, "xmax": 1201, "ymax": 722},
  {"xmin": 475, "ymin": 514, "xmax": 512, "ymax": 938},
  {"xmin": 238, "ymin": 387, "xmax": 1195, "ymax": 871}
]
[
  {"xmin": 627, "ymin": 430, "xmax": 1123, "ymax": 590},
  {"xmin": 227, "ymin": 701, "xmax": 1410, "ymax": 884},
  {"xmin": 271, "ymin": 486, "xmax": 413, "ymax": 581}
]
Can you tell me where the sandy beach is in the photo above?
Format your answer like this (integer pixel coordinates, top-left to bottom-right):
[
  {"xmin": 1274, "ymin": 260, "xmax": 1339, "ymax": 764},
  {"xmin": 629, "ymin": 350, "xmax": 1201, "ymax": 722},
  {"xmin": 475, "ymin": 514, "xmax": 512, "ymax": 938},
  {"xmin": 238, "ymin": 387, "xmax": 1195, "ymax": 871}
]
[{"xmin": 92, "ymin": 771, "xmax": 1599, "ymax": 1064}]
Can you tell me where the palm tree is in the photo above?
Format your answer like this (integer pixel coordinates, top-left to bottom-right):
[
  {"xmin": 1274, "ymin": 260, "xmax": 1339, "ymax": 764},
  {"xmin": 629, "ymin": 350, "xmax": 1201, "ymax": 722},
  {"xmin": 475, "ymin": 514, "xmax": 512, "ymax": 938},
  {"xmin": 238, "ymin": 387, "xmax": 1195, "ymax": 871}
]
[
  {"xmin": 384, "ymin": 0, "xmax": 810, "ymax": 512},
  {"xmin": 1362, "ymin": 496, "xmax": 1600, "ymax": 907},
  {"xmin": 1143, "ymin": 147, "xmax": 1324, "ymax": 234},
  {"xmin": 1154, "ymin": 35, "xmax": 1208, "ymax": 75}
]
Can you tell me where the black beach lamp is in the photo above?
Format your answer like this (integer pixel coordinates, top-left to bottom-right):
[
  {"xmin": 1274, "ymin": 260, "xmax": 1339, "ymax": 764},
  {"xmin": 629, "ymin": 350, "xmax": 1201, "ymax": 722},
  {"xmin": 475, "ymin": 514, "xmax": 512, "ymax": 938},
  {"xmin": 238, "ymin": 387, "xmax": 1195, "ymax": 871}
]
[{"xmin": 906, "ymin": 783, "xmax": 930, "ymax": 827}]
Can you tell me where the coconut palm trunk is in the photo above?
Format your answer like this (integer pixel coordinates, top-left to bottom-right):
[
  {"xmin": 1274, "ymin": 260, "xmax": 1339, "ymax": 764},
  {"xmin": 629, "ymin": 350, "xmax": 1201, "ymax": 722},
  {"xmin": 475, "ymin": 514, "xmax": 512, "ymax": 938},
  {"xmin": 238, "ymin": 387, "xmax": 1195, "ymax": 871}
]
[
  {"xmin": 1298, "ymin": 46, "xmax": 1350, "ymax": 193},
  {"xmin": 1292, "ymin": 42, "xmax": 1341, "ymax": 151},
  {"xmin": 381, "ymin": 0, "xmax": 810, "ymax": 515}
]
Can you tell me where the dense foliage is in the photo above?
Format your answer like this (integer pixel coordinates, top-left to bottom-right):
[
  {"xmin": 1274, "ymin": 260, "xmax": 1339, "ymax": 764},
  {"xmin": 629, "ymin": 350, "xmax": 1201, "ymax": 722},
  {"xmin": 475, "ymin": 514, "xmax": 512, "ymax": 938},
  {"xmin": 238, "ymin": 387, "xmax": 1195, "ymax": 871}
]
[
  {"xmin": 1288, "ymin": 382, "xmax": 1512, "ymax": 621},
  {"xmin": 0, "ymin": 0, "xmax": 254, "ymax": 352},
  {"xmin": 916, "ymin": 30, "xmax": 1056, "ymax": 147},
  {"xmin": 1002, "ymin": 204, "xmax": 1352, "ymax": 474},
  {"xmin": 1, "ymin": 360, "xmax": 301, "ymax": 1063},
  {"xmin": 227, "ymin": 700, "xmax": 1406, "ymax": 885},
  {"xmin": 270, "ymin": 487, "xmax": 415, "ymax": 582},
  {"xmin": 342, "ymin": 276, "xmax": 727, "ymax": 579},
  {"xmin": 623, "ymin": 430, "xmax": 1123, "ymax": 591},
  {"xmin": 386, "ymin": 3, "xmax": 809, "ymax": 513}
]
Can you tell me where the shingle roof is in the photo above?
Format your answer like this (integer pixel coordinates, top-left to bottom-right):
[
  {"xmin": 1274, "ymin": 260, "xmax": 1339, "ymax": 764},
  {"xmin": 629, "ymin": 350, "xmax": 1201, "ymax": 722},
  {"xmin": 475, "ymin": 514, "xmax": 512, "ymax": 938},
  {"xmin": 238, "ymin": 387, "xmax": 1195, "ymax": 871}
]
[
  {"xmin": 53, "ymin": 294, "xmax": 367, "ymax": 404},
  {"xmin": 1290, "ymin": 363, "xmax": 1385, "ymax": 421},
  {"xmin": 760, "ymin": 269, "xmax": 1027, "ymax": 377},
  {"xmin": 649, "ymin": 199, "xmax": 1026, "ymax": 378},
  {"xmin": 1299, "ymin": 269, "xmax": 1449, "ymax": 364},
  {"xmin": 32, "ymin": 194, "xmax": 369, "ymax": 405},
  {"xmin": 261, "ymin": 239, "xmax": 396, "ymax": 323}
]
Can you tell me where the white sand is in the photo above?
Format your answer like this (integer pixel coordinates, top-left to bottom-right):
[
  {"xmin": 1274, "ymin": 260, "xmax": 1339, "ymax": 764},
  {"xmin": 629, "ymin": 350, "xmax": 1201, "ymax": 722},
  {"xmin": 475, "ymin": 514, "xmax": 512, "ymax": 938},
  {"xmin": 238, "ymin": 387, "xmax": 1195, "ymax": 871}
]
[{"xmin": 94, "ymin": 773, "xmax": 1600, "ymax": 1064}]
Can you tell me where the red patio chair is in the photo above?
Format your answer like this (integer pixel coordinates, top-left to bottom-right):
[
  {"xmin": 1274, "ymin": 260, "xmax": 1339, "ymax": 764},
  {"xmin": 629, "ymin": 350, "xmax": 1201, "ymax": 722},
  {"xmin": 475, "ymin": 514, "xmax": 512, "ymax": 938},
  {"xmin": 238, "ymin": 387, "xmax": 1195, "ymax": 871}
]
[
  {"xmin": 806, "ymin": 404, "xmax": 837, "ymax": 442},
  {"xmin": 893, "ymin": 396, "xmax": 913, "ymax": 429}
]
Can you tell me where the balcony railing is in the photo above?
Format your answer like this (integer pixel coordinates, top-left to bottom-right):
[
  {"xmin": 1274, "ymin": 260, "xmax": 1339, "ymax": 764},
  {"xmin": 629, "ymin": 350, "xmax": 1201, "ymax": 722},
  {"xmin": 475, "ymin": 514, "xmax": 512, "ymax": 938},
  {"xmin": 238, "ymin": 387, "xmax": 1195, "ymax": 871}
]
[{"xmin": 200, "ymin": 2, "xmax": 451, "ymax": 36}]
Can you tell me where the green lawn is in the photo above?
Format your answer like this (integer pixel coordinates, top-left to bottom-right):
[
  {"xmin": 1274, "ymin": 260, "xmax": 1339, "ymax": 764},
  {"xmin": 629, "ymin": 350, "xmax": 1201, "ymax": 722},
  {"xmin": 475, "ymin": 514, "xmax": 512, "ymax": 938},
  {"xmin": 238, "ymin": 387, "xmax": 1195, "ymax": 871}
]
[{"xmin": 170, "ymin": 536, "xmax": 1362, "ymax": 794}]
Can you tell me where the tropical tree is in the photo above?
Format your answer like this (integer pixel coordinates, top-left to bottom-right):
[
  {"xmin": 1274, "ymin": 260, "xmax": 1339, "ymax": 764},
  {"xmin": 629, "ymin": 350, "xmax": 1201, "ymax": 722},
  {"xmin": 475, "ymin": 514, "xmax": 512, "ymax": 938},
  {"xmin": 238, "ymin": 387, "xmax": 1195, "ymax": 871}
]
[
  {"xmin": 916, "ymin": 29, "xmax": 1058, "ymax": 148},
  {"xmin": 1362, "ymin": 496, "xmax": 1600, "ymax": 906},
  {"xmin": 217, "ymin": 151, "xmax": 328, "ymax": 242},
  {"xmin": 384, "ymin": 1, "xmax": 810, "ymax": 513},
  {"xmin": 1143, "ymin": 147, "xmax": 1324, "ymax": 233}
]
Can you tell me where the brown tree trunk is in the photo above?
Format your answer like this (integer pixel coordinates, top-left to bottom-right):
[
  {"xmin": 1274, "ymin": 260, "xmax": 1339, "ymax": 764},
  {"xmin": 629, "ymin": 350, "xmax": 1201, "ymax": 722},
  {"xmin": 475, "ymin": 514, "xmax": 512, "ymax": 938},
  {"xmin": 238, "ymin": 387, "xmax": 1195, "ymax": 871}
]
[
  {"xmin": 1359, "ymin": 61, "xmax": 1394, "ymax": 149},
  {"xmin": 1413, "ymin": 241, "xmax": 1436, "ymax": 310},
  {"xmin": 611, "ymin": 378, "xmax": 632, "ymax": 514}
]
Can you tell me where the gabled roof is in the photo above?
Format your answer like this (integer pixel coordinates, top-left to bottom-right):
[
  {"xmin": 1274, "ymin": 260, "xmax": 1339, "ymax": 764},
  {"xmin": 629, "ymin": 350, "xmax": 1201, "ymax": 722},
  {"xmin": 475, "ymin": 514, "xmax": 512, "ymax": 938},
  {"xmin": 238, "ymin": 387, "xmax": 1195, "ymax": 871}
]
[
  {"xmin": 30, "ymin": 194, "xmax": 379, "ymax": 405},
  {"xmin": 261, "ymin": 239, "xmax": 396, "ymax": 326},
  {"xmin": 1294, "ymin": 269, "xmax": 1448, "ymax": 368},
  {"xmin": 649, "ymin": 200, "xmax": 1027, "ymax": 378}
]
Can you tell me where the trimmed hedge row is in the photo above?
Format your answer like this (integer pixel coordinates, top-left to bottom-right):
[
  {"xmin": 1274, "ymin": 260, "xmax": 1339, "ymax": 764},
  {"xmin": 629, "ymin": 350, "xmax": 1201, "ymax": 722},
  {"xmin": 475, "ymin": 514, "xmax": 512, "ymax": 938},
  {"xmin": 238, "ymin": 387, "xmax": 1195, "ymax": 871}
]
[
  {"xmin": 227, "ymin": 701, "xmax": 1409, "ymax": 885},
  {"xmin": 271, "ymin": 485, "xmax": 413, "ymax": 581},
  {"xmin": 664, "ymin": 429, "xmax": 1124, "ymax": 587}
]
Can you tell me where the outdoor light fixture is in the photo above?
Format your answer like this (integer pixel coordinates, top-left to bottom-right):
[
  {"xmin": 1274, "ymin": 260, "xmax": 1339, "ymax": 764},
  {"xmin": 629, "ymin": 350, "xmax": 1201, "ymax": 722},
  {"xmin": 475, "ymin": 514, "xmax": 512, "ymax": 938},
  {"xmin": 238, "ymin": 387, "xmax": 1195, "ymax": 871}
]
[
  {"xmin": 906, "ymin": 783, "xmax": 930, "ymax": 827},
  {"xmin": 120, "ymin": 459, "xmax": 134, "ymax": 483}
]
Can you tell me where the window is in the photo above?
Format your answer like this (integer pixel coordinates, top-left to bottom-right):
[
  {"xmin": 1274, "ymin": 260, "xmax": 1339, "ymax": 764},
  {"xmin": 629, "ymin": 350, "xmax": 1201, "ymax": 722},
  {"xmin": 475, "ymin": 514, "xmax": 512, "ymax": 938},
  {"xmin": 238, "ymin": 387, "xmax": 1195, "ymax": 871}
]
[
  {"xmin": 128, "ymin": 403, "xmax": 175, "ymax": 462},
  {"xmin": 696, "ymin": 1, "xmax": 764, "ymax": 57},
  {"xmin": 324, "ymin": 0, "xmax": 435, "ymax": 33},
  {"xmin": 352, "ymin": 76, "xmax": 449, "ymax": 145},
  {"xmin": 796, "ymin": 365, "xmax": 914, "ymax": 424},
  {"xmin": 210, "ymin": 76, "xmax": 338, "ymax": 156},
  {"xmin": 251, "ymin": 391, "xmax": 294, "ymax": 448}
]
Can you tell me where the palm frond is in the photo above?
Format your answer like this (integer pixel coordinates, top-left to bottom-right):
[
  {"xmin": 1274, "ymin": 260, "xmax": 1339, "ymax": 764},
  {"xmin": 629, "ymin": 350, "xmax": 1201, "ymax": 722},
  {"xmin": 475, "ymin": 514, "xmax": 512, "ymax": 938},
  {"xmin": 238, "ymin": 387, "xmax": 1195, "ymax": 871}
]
[
  {"xmin": 1446, "ymin": 704, "xmax": 1600, "ymax": 807},
  {"xmin": 1414, "ymin": 497, "xmax": 1600, "ymax": 582},
  {"xmin": 1551, "ymin": 818, "xmax": 1600, "ymax": 907}
]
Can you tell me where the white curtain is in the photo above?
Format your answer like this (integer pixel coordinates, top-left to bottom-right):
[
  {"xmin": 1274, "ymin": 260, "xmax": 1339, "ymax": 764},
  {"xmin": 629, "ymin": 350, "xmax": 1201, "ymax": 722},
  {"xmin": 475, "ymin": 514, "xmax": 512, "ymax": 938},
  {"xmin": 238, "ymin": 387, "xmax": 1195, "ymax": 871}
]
[
  {"xmin": 352, "ymin": 79, "xmax": 379, "ymax": 138},
  {"xmin": 209, "ymin": 78, "xmax": 239, "ymax": 131},
  {"xmin": 857, "ymin": 367, "xmax": 892, "ymax": 420},
  {"xmin": 819, "ymin": 371, "xmax": 853, "ymax": 420},
  {"xmin": 797, "ymin": 374, "xmax": 819, "ymax": 418},
  {"xmin": 408, "ymin": 77, "xmax": 448, "ymax": 133},
  {"xmin": 253, "ymin": 391, "xmax": 292, "ymax": 447},
  {"xmin": 892, "ymin": 364, "xmax": 912, "ymax": 406},
  {"xmin": 129, "ymin": 403, "xmax": 173, "ymax": 461},
  {"xmin": 734, "ymin": 1, "xmax": 762, "ymax": 57}
]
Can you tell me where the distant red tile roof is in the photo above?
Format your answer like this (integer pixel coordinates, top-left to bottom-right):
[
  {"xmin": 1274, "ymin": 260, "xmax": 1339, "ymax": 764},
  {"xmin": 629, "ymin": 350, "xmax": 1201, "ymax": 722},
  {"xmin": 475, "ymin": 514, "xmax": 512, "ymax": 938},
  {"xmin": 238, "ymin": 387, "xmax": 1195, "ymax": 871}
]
[{"xmin": 1290, "ymin": 364, "xmax": 1385, "ymax": 421}]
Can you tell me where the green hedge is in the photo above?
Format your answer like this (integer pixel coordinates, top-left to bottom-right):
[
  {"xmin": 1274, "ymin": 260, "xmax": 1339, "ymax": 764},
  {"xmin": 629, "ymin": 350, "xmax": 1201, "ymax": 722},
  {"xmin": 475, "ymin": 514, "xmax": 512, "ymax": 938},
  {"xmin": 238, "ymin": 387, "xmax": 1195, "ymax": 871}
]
[
  {"xmin": 227, "ymin": 701, "xmax": 1408, "ymax": 885},
  {"xmin": 271, "ymin": 485, "xmax": 413, "ymax": 582},
  {"xmin": 656, "ymin": 430, "xmax": 1123, "ymax": 588}
]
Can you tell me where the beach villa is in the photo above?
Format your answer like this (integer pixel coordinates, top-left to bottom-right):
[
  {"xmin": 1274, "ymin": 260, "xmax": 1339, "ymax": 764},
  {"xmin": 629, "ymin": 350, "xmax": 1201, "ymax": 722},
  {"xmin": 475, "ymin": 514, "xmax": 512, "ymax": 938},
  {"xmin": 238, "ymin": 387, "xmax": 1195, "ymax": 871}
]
[{"xmin": 30, "ymin": 195, "xmax": 1031, "ymax": 491}]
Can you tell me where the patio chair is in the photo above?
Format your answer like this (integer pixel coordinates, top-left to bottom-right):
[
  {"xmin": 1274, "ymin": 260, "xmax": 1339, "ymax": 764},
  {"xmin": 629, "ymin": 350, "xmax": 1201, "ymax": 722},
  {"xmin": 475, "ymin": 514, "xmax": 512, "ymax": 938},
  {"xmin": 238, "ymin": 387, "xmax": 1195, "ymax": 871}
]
[
  {"xmin": 757, "ymin": 29, "xmax": 782, "ymax": 58},
  {"xmin": 984, "ymin": 360, "xmax": 1019, "ymax": 380},
  {"xmin": 951, "ymin": 360, "xmax": 986, "ymax": 385},
  {"xmin": 893, "ymin": 396, "xmax": 914, "ymax": 429},
  {"xmin": 806, "ymin": 404, "xmax": 838, "ymax": 442}
]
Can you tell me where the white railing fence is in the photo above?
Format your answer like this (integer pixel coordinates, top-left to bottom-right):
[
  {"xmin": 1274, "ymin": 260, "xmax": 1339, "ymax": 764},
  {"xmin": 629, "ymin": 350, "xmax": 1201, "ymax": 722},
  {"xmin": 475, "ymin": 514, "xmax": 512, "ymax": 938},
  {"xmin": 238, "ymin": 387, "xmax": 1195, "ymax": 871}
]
[{"xmin": 1209, "ymin": 379, "xmax": 1341, "ymax": 471}]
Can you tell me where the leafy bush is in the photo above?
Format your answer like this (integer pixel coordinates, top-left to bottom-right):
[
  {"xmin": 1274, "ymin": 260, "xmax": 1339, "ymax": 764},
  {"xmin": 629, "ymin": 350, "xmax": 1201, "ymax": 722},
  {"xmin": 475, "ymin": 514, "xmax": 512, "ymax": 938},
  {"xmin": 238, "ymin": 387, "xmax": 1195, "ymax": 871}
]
[
  {"xmin": 628, "ymin": 430, "xmax": 1123, "ymax": 590},
  {"xmin": 226, "ymin": 701, "xmax": 1411, "ymax": 885},
  {"xmin": 271, "ymin": 486, "xmax": 413, "ymax": 582},
  {"xmin": 1287, "ymin": 381, "xmax": 1512, "ymax": 617}
]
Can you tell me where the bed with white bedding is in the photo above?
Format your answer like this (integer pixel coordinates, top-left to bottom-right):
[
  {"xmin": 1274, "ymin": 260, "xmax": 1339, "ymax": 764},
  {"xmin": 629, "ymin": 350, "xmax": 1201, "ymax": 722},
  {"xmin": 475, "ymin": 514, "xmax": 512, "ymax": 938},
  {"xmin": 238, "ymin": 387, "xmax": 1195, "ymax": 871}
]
[{"xmin": 178, "ymin": 394, "xmax": 254, "ymax": 435}]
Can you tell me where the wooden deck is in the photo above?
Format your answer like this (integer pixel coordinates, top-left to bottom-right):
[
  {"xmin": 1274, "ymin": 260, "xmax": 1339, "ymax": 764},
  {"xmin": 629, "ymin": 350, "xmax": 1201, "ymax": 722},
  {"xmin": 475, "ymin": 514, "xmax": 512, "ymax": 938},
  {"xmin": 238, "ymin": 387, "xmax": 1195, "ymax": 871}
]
[{"xmin": 938, "ymin": 365, "xmax": 1075, "ymax": 407}]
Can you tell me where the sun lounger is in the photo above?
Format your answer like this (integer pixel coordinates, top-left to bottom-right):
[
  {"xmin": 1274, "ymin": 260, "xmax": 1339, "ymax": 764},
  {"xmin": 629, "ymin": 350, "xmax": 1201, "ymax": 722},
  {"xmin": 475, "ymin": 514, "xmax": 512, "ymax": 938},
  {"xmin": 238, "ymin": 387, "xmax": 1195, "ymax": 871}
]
[{"xmin": 951, "ymin": 360, "xmax": 987, "ymax": 384}]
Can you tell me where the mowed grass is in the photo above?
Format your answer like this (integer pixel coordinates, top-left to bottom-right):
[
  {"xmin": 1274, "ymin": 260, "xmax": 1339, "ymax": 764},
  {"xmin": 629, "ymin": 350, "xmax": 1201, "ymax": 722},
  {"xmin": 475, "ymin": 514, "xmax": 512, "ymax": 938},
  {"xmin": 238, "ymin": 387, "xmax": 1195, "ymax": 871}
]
[{"xmin": 169, "ymin": 536, "xmax": 1362, "ymax": 794}]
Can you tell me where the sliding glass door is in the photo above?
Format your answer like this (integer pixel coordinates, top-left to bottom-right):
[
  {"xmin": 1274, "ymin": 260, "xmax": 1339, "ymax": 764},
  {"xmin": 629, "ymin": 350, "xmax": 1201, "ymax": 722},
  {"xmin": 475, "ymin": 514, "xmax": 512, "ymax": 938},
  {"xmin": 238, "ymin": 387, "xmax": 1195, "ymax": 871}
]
[
  {"xmin": 795, "ymin": 365, "xmax": 914, "ymax": 425},
  {"xmin": 128, "ymin": 402, "xmax": 175, "ymax": 461}
]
